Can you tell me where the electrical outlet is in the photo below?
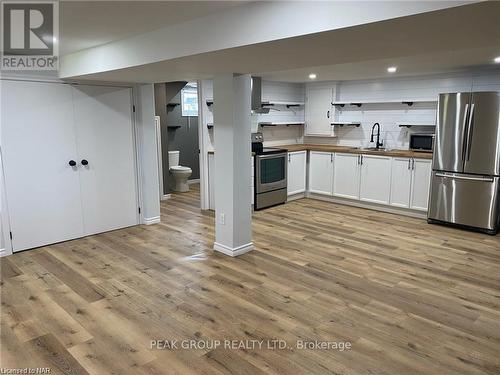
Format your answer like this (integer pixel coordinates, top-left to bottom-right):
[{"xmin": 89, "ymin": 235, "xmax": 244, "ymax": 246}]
[{"xmin": 220, "ymin": 213, "xmax": 225, "ymax": 225}]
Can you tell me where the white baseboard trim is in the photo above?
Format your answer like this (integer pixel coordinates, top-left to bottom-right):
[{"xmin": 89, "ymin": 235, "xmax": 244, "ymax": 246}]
[
  {"xmin": 306, "ymin": 192, "xmax": 427, "ymax": 219},
  {"xmin": 287, "ymin": 192, "xmax": 306, "ymax": 202},
  {"xmin": 0, "ymin": 248, "xmax": 12, "ymax": 257},
  {"xmin": 188, "ymin": 179, "xmax": 200, "ymax": 185},
  {"xmin": 161, "ymin": 194, "xmax": 171, "ymax": 201},
  {"xmin": 144, "ymin": 216, "xmax": 161, "ymax": 225},
  {"xmin": 213, "ymin": 242, "xmax": 253, "ymax": 257}
]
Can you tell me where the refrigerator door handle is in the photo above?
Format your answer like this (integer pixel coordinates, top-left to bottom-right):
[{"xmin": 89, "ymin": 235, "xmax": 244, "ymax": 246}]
[
  {"xmin": 461, "ymin": 103, "xmax": 470, "ymax": 160},
  {"xmin": 465, "ymin": 103, "xmax": 475, "ymax": 161},
  {"xmin": 435, "ymin": 172, "xmax": 494, "ymax": 182}
]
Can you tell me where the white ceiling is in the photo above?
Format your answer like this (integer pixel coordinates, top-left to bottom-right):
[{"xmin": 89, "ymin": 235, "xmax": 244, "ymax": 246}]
[
  {"xmin": 60, "ymin": 1, "xmax": 248, "ymax": 55},
  {"xmin": 66, "ymin": 1, "xmax": 500, "ymax": 83}
]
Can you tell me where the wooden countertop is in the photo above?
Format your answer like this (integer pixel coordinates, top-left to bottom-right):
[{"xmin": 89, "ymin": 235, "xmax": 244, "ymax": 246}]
[{"xmin": 280, "ymin": 144, "xmax": 433, "ymax": 159}]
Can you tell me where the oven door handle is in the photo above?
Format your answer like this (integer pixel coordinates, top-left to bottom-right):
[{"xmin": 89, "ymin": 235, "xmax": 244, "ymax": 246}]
[{"xmin": 256, "ymin": 153, "xmax": 288, "ymax": 160}]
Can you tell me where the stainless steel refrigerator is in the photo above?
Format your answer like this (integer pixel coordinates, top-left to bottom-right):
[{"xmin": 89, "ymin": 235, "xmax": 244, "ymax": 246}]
[{"xmin": 428, "ymin": 91, "xmax": 500, "ymax": 235}]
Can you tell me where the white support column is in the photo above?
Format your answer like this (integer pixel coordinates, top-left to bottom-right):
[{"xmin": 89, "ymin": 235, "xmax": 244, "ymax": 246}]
[{"xmin": 213, "ymin": 74, "xmax": 253, "ymax": 257}]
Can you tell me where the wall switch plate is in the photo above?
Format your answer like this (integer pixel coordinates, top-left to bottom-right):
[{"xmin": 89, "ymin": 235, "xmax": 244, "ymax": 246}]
[{"xmin": 220, "ymin": 213, "xmax": 225, "ymax": 225}]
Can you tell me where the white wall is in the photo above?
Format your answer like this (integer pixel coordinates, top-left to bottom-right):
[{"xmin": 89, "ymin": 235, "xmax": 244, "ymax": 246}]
[
  {"xmin": 60, "ymin": 1, "xmax": 468, "ymax": 79},
  {"xmin": 253, "ymin": 81, "xmax": 305, "ymax": 145},
  {"xmin": 262, "ymin": 69, "xmax": 500, "ymax": 148}
]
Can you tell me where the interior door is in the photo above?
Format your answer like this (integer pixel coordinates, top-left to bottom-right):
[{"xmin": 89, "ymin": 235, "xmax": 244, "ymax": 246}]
[
  {"xmin": 1, "ymin": 81, "xmax": 84, "ymax": 251},
  {"xmin": 464, "ymin": 92, "xmax": 500, "ymax": 176},
  {"xmin": 72, "ymin": 85, "xmax": 138, "ymax": 236},
  {"xmin": 432, "ymin": 92, "xmax": 471, "ymax": 173}
]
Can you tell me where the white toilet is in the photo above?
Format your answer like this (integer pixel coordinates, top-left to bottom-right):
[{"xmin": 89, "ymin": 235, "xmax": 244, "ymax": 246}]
[{"xmin": 168, "ymin": 151, "xmax": 192, "ymax": 192}]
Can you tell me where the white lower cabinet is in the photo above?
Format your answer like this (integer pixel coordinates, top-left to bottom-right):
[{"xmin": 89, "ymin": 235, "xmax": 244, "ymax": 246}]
[
  {"xmin": 410, "ymin": 158, "xmax": 432, "ymax": 211},
  {"xmin": 359, "ymin": 155, "xmax": 392, "ymax": 204},
  {"xmin": 287, "ymin": 151, "xmax": 307, "ymax": 196},
  {"xmin": 308, "ymin": 151, "xmax": 334, "ymax": 195},
  {"xmin": 389, "ymin": 157, "xmax": 432, "ymax": 211},
  {"xmin": 333, "ymin": 153, "xmax": 360, "ymax": 199},
  {"xmin": 390, "ymin": 158, "xmax": 413, "ymax": 208},
  {"xmin": 303, "ymin": 149, "xmax": 432, "ymax": 214}
]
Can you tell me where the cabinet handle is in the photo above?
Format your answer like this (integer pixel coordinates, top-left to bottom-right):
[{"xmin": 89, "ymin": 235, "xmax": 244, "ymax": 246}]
[
  {"xmin": 360, "ymin": 155, "xmax": 363, "ymax": 165},
  {"xmin": 412, "ymin": 158, "xmax": 415, "ymax": 170},
  {"xmin": 330, "ymin": 153, "xmax": 333, "ymax": 162},
  {"xmin": 68, "ymin": 160, "xmax": 77, "ymax": 167},
  {"xmin": 408, "ymin": 159, "xmax": 411, "ymax": 170},
  {"xmin": 81, "ymin": 159, "xmax": 89, "ymax": 166},
  {"xmin": 327, "ymin": 110, "xmax": 330, "ymax": 119}
]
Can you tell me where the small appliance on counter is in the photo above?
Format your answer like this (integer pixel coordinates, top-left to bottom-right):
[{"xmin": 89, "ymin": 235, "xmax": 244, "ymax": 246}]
[
  {"xmin": 409, "ymin": 133, "xmax": 434, "ymax": 152},
  {"xmin": 428, "ymin": 91, "xmax": 500, "ymax": 234},
  {"xmin": 252, "ymin": 132, "xmax": 288, "ymax": 210}
]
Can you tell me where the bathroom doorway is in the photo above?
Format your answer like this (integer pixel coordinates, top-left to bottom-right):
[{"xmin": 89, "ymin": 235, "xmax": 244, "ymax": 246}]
[{"xmin": 154, "ymin": 81, "xmax": 201, "ymax": 202}]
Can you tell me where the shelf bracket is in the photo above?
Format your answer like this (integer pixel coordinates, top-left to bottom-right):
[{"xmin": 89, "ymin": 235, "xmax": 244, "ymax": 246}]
[
  {"xmin": 350, "ymin": 103, "xmax": 362, "ymax": 107},
  {"xmin": 402, "ymin": 101, "xmax": 414, "ymax": 106}
]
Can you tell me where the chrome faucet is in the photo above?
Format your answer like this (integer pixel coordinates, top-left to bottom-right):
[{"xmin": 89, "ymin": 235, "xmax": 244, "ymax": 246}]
[{"xmin": 370, "ymin": 123, "xmax": 383, "ymax": 149}]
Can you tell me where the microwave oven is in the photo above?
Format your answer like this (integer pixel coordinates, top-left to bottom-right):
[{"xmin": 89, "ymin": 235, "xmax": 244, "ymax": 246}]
[{"xmin": 409, "ymin": 133, "xmax": 434, "ymax": 152}]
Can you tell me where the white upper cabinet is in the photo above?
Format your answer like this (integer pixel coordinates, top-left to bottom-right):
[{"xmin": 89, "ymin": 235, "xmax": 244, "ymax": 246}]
[
  {"xmin": 287, "ymin": 151, "xmax": 307, "ymax": 196},
  {"xmin": 333, "ymin": 153, "xmax": 360, "ymax": 200},
  {"xmin": 410, "ymin": 158, "xmax": 432, "ymax": 211},
  {"xmin": 305, "ymin": 85, "xmax": 334, "ymax": 136},
  {"xmin": 308, "ymin": 151, "xmax": 334, "ymax": 195},
  {"xmin": 390, "ymin": 158, "xmax": 413, "ymax": 208},
  {"xmin": 359, "ymin": 155, "xmax": 392, "ymax": 205}
]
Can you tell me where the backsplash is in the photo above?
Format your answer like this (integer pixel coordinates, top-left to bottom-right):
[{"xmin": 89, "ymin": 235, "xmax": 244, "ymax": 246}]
[{"xmin": 304, "ymin": 69, "xmax": 500, "ymax": 149}]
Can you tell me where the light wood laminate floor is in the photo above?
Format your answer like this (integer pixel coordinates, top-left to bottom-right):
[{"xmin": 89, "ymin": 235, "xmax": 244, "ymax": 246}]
[{"xmin": 1, "ymin": 184, "xmax": 500, "ymax": 375}]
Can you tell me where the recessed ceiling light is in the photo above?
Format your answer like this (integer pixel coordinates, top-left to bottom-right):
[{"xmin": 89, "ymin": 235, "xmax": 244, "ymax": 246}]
[
  {"xmin": 494, "ymin": 56, "xmax": 500, "ymax": 63},
  {"xmin": 387, "ymin": 66, "xmax": 397, "ymax": 73},
  {"xmin": 309, "ymin": 73, "xmax": 317, "ymax": 80}
]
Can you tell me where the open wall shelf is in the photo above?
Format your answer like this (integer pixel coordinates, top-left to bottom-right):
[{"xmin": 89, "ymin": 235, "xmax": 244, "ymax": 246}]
[
  {"xmin": 259, "ymin": 121, "xmax": 305, "ymax": 127},
  {"xmin": 331, "ymin": 122, "xmax": 361, "ymax": 127},
  {"xmin": 398, "ymin": 123, "xmax": 436, "ymax": 128},
  {"xmin": 332, "ymin": 98, "xmax": 437, "ymax": 108}
]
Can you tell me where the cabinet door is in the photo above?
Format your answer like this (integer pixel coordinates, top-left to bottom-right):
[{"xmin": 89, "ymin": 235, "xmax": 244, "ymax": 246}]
[
  {"xmin": 305, "ymin": 86, "xmax": 333, "ymax": 136},
  {"xmin": 208, "ymin": 153, "xmax": 215, "ymax": 210},
  {"xmin": 359, "ymin": 155, "xmax": 392, "ymax": 204},
  {"xmin": 72, "ymin": 85, "xmax": 138, "ymax": 236},
  {"xmin": 1, "ymin": 81, "xmax": 84, "ymax": 251},
  {"xmin": 389, "ymin": 158, "xmax": 412, "ymax": 208},
  {"xmin": 287, "ymin": 151, "xmax": 307, "ymax": 196},
  {"xmin": 410, "ymin": 158, "xmax": 432, "ymax": 211},
  {"xmin": 333, "ymin": 153, "xmax": 360, "ymax": 200},
  {"xmin": 308, "ymin": 151, "xmax": 333, "ymax": 195}
]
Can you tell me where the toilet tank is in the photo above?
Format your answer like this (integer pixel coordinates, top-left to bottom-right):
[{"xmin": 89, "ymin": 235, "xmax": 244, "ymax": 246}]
[{"xmin": 168, "ymin": 151, "xmax": 180, "ymax": 167}]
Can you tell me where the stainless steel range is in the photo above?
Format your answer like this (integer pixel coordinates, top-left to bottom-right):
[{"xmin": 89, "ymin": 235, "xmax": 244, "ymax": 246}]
[{"xmin": 252, "ymin": 133, "xmax": 287, "ymax": 210}]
